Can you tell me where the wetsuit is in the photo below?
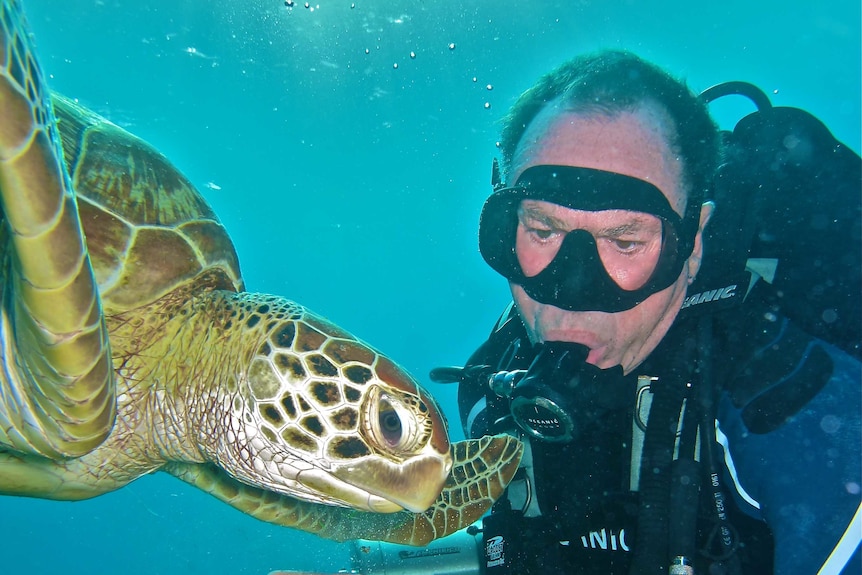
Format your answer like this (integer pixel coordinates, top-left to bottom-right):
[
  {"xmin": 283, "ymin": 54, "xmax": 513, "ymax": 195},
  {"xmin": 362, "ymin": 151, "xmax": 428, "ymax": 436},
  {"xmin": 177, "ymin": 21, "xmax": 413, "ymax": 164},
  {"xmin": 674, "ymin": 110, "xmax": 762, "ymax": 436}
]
[{"xmin": 458, "ymin": 304, "xmax": 862, "ymax": 574}]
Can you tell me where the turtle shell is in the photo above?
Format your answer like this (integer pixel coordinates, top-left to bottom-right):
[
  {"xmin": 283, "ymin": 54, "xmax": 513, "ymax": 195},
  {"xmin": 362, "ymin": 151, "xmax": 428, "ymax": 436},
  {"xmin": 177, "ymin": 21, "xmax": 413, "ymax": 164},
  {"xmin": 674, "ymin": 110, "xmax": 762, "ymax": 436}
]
[{"xmin": 53, "ymin": 94, "xmax": 243, "ymax": 314}]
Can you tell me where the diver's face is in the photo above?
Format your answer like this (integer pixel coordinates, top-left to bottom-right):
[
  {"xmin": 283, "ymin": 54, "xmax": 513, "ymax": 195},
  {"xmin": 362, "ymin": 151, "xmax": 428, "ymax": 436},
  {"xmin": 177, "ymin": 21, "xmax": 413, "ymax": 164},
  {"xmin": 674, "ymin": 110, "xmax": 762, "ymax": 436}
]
[{"xmin": 508, "ymin": 101, "xmax": 708, "ymax": 374}]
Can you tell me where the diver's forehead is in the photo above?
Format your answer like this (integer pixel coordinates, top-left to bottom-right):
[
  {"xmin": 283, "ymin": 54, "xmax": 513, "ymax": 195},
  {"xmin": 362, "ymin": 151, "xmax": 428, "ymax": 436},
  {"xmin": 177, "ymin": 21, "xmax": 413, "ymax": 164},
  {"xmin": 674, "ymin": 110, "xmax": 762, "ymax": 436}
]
[{"xmin": 511, "ymin": 102, "xmax": 687, "ymax": 216}]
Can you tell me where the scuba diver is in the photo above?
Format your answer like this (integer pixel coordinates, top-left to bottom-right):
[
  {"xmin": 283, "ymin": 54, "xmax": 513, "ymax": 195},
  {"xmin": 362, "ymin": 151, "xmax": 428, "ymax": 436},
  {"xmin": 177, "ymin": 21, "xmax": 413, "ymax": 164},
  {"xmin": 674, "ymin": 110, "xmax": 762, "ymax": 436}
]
[
  {"xmin": 268, "ymin": 50, "xmax": 860, "ymax": 575},
  {"xmin": 436, "ymin": 50, "xmax": 862, "ymax": 574}
]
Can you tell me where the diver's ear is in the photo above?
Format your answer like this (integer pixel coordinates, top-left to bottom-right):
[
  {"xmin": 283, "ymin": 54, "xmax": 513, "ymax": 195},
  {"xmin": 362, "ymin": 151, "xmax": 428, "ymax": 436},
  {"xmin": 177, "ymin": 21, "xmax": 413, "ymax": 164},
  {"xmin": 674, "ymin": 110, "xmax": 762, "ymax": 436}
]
[{"xmin": 686, "ymin": 201, "xmax": 715, "ymax": 284}]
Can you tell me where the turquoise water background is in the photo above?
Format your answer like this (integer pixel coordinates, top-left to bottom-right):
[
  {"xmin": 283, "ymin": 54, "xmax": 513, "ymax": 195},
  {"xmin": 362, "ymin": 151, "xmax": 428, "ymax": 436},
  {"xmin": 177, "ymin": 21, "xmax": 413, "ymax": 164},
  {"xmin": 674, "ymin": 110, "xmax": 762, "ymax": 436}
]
[{"xmin": 2, "ymin": 1, "xmax": 859, "ymax": 574}]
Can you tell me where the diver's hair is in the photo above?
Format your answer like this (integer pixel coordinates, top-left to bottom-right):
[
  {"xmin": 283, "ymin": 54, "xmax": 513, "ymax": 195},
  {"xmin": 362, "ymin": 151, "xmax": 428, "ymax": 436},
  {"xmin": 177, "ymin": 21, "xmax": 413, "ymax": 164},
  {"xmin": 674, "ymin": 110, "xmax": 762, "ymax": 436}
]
[{"xmin": 499, "ymin": 50, "xmax": 719, "ymax": 206}]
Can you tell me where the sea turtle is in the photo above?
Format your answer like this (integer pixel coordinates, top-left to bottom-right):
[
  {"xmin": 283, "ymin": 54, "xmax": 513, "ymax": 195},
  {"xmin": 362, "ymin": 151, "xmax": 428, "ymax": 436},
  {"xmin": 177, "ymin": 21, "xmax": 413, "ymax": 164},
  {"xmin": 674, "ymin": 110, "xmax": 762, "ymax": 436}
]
[{"xmin": 0, "ymin": 0, "xmax": 521, "ymax": 545}]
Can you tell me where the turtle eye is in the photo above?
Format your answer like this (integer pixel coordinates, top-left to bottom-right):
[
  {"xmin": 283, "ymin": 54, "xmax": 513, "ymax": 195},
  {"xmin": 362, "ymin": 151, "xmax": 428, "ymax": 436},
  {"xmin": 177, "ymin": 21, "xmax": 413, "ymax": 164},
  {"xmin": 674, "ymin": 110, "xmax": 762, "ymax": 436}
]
[
  {"xmin": 378, "ymin": 398, "xmax": 404, "ymax": 447},
  {"xmin": 369, "ymin": 392, "xmax": 420, "ymax": 454}
]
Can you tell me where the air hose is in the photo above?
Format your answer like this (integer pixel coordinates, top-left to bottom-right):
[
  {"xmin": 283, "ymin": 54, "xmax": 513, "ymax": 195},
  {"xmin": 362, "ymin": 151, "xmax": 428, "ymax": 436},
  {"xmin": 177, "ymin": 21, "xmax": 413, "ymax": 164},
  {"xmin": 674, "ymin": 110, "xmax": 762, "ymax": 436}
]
[
  {"xmin": 696, "ymin": 314, "xmax": 743, "ymax": 574},
  {"xmin": 629, "ymin": 361, "xmax": 690, "ymax": 574}
]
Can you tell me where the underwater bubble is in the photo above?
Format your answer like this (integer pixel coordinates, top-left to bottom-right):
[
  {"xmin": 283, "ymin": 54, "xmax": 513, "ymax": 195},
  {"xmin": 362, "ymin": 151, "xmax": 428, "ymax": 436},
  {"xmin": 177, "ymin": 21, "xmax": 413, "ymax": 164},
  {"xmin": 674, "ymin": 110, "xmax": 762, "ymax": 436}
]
[
  {"xmin": 365, "ymin": 48, "xmax": 370, "ymax": 54},
  {"xmin": 448, "ymin": 42, "xmax": 456, "ymax": 50},
  {"xmin": 351, "ymin": 2, "xmax": 355, "ymax": 7},
  {"xmin": 393, "ymin": 62, "xmax": 398, "ymax": 69},
  {"xmin": 822, "ymin": 308, "xmax": 838, "ymax": 323},
  {"xmin": 486, "ymin": 84, "xmax": 493, "ymax": 91},
  {"xmin": 495, "ymin": 141, "xmax": 501, "ymax": 148},
  {"xmin": 820, "ymin": 414, "xmax": 842, "ymax": 433},
  {"xmin": 472, "ymin": 77, "xmax": 477, "ymax": 82},
  {"xmin": 410, "ymin": 51, "xmax": 416, "ymax": 59},
  {"xmin": 484, "ymin": 102, "xmax": 491, "ymax": 109}
]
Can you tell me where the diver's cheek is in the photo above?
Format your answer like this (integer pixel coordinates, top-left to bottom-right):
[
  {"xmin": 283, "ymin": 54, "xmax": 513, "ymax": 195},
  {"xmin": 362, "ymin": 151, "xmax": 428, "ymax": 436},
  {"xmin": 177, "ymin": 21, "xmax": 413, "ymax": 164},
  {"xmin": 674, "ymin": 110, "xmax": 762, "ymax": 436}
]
[{"xmin": 510, "ymin": 283, "xmax": 540, "ymax": 342}]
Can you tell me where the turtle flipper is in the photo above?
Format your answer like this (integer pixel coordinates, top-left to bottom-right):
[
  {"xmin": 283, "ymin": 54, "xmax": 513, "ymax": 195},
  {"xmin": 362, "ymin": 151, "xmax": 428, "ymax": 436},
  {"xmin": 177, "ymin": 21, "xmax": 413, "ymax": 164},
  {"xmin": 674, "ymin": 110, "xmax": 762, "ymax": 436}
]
[
  {"xmin": 0, "ymin": 0, "xmax": 114, "ymax": 458},
  {"xmin": 166, "ymin": 434, "xmax": 523, "ymax": 546}
]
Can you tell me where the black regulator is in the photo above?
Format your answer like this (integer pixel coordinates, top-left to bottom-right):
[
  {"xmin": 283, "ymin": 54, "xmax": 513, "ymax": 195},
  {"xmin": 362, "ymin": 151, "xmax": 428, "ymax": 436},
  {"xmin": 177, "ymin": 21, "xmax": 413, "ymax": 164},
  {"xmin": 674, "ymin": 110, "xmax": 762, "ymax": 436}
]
[{"xmin": 432, "ymin": 340, "xmax": 625, "ymax": 443}]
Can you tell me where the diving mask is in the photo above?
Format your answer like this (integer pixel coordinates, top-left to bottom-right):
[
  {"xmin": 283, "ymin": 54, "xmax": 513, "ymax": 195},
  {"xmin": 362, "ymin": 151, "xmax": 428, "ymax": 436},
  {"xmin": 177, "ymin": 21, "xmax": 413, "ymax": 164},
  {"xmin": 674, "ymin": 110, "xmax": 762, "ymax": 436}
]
[{"xmin": 479, "ymin": 163, "xmax": 700, "ymax": 313}]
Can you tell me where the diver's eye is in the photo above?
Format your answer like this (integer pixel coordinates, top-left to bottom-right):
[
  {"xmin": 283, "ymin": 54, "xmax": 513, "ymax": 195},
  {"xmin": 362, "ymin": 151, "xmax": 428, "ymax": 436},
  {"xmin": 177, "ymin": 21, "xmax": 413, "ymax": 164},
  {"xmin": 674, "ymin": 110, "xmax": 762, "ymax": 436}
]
[
  {"xmin": 608, "ymin": 238, "xmax": 642, "ymax": 253},
  {"xmin": 379, "ymin": 401, "xmax": 404, "ymax": 447},
  {"xmin": 528, "ymin": 226, "xmax": 557, "ymax": 242}
]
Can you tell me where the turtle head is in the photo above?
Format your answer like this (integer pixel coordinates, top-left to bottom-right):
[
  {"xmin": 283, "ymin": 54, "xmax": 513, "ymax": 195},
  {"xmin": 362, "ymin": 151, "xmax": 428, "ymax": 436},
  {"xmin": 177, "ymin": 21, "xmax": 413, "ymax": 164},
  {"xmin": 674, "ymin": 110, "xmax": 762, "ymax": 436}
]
[{"xmin": 208, "ymin": 296, "xmax": 452, "ymax": 513}]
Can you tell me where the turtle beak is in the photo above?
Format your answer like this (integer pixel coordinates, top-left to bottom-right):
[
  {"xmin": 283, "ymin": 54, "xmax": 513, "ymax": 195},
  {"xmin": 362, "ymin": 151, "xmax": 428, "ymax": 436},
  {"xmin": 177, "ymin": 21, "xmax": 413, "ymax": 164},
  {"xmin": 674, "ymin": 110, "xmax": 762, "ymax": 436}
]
[{"xmin": 332, "ymin": 447, "xmax": 453, "ymax": 512}]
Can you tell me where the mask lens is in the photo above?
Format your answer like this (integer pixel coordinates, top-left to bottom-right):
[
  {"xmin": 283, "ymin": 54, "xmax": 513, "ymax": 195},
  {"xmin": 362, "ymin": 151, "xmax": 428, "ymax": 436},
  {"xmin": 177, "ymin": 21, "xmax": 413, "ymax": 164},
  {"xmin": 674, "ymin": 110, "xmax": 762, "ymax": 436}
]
[{"xmin": 515, "ymin": 200, "xmax": 668, "ymax": 292}]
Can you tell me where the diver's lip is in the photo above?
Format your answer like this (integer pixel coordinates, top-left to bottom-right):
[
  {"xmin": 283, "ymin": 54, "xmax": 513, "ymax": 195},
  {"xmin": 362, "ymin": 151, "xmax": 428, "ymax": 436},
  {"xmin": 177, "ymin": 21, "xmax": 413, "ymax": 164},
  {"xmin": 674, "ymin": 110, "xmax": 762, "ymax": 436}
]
[
  {"xmin": 541, "ymin": 332, "xmax": 608, "ymax": 366},
  {"xmin": 586, "ymin": 346, "xmax": 608, "ymax": 366},
  {"xmin": 541, "ymin": 330, "xmax": 603, "ymax": 350}
]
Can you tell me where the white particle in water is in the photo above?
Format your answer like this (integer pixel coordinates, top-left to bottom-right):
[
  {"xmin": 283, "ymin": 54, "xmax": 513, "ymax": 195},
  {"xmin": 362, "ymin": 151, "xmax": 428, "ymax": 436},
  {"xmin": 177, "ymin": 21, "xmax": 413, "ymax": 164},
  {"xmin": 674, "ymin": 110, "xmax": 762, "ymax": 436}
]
[
  {"xmin": 484, "ymin": 102, "xmax": 491, "ymax": 109},
  {"xmin": 410, "ymin": 51, "xmax": 416, "ymax": 59},
  {"xmin": 393, "ymin": 62, "xmax": 398, "ymax": 69},
  {"xmin": 486, "ymin": 84, "xmax": 493, "ymax": 91},
  {"xmin": 448, "ymin": 42, "xmax": 456, "ymax": 50}
]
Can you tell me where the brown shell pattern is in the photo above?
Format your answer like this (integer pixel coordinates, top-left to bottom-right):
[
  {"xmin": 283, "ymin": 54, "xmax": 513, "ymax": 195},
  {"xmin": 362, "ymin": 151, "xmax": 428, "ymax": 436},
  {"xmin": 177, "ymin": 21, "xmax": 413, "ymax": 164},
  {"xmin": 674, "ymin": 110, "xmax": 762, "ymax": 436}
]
[{"xmin": 53, "ymin": 94, "xmax": 243, "ymax": 314}]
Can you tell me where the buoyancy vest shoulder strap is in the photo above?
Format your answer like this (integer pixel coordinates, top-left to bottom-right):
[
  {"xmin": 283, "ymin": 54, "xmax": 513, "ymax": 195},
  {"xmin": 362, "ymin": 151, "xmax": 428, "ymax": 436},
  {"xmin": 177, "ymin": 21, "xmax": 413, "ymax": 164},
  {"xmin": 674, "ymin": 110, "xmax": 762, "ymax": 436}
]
[{"xmin": 685, "ymin": 81, "xmax": 862, "ymax": 360}]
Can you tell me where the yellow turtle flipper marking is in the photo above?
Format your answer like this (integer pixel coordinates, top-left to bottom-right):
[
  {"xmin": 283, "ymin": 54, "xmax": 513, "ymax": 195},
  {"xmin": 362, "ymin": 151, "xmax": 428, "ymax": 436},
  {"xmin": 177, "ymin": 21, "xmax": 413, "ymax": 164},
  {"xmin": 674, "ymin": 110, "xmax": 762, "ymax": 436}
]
[{"xmin": 0, "ymin": 0, "xmax": 114, "ymax": 458}]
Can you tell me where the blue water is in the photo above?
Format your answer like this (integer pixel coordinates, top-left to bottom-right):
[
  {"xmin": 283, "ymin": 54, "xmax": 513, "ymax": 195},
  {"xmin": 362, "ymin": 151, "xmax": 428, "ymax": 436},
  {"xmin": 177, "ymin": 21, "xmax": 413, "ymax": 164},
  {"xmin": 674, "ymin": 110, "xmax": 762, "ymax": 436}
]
[{"xmin": 2, "ymin": 1, "xmax": 859, "ymax": 574}]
